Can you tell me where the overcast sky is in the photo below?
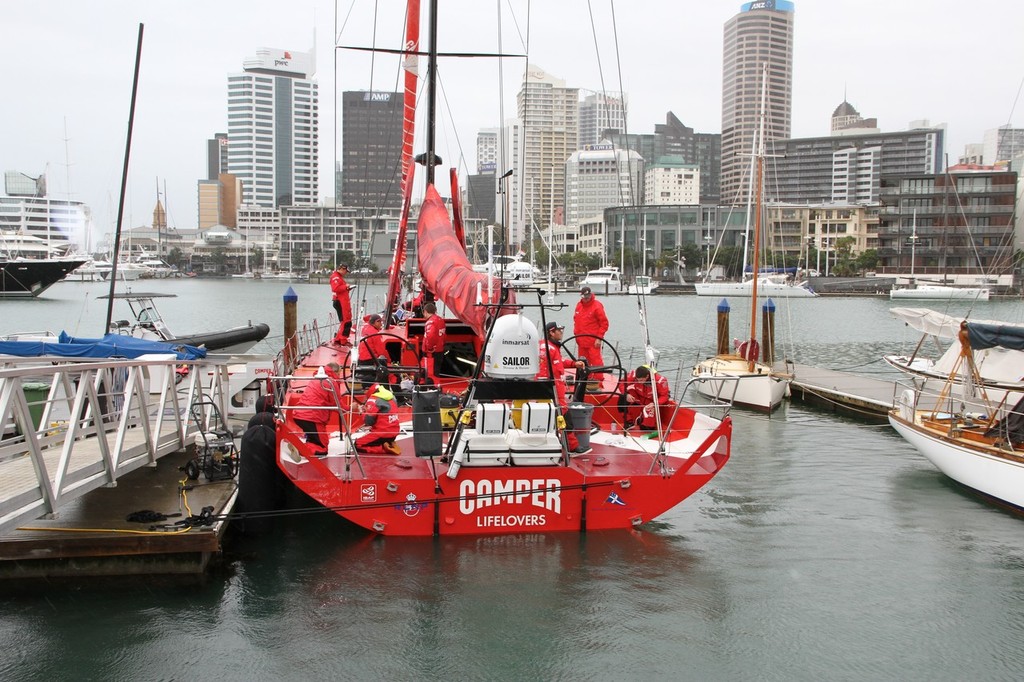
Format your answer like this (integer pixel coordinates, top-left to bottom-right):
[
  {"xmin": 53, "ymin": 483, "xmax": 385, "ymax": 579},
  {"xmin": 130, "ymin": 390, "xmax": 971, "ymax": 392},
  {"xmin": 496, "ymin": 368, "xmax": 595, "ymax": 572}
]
[{"xmin": 4, "ymin": 0, "xmax": 1022, "ymax": 248}]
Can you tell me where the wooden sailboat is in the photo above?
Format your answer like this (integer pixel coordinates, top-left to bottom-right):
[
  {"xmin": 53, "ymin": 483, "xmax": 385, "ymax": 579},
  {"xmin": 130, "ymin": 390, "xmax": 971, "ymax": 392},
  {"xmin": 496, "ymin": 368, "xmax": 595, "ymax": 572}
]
[
  {"xmin": 691, "ymin": 65, "xmax": 790, "ymax": 412},
  {"xmin": 890, "ymin": 320, "xmax": 1024, "ymax": 509}
]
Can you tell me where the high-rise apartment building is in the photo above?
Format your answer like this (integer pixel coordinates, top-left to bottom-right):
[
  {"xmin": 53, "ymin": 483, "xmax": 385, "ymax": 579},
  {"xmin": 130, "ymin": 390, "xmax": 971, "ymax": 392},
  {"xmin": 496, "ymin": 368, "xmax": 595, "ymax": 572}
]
[
  {"xmin": 340, "ymin": 91, "xmax": 404, "ymax": 210},
  {"xmin": 578, "ymin": 92, "xmax": 627, "ymax": 148},
  {"xmin": 564, "ymin": 143, "xmax": 643, "ymax": 227},
  {"xmin": 227, "ymin": 48, "xmax": 319, "ymax": 208},
  {"xmin": 515, "ymin": 65, "xmax": 579, "ymax": 243},
  {"xmin": 721, "ymin": 1, "xmax": 795, "ymax": 205},
  {"xmin": 476, "ymin": 129, "xmax": 500, "ymax": 174}
]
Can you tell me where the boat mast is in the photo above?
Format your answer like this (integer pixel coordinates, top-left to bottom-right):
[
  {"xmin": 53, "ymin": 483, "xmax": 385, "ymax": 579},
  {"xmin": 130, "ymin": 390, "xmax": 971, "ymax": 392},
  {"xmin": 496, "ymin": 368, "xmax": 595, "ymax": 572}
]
[
  {"xmin": 422, "ymin": 0, "xmax": 440, "ymax": 185},
  {"xmin": 746, "ymin": 64, "xmax": 768, "ymax": 372},
  {"xmin": 909, "ymin": 209, "xmax": 917, "ymax": 281}
]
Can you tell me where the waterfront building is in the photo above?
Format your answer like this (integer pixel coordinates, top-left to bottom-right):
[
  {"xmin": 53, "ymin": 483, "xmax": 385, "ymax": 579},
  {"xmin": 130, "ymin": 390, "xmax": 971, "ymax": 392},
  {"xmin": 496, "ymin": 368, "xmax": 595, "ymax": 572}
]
[
  {"xmin": 721, "ymin": 0, "xmax": 795, "ymax": 205},
  {"xmin": 770, "ymin": 124, "xmax": 945, "ymax": 205},
  {"xmin": 226, "ymin": 48, "xmax": 319, "ymax": 209},
  {"xmin": 875, "ymin": 167, "xmax": 1017, "ymax": 286},
  {"xmin": 765, "ymin": 203, "xmax": 880, "ymax": 275},
  {"xmin": 341, "ymin": 91, "xmax": 404, "ymax": 211}
]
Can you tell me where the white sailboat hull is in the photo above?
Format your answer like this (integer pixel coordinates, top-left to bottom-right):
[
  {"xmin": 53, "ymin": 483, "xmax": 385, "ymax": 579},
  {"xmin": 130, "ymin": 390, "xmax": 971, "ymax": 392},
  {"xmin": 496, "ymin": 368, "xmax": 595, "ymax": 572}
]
[
  {"xmin": 889, "ymin": 285, "xmax": 990, "ymax": 301},
  {"xmin": 694, "ymin": 279, "xmax": 817, "ymax": 298},
  {"xmin": 889, "ymin": 413, "xmax": 1024, "ymax": 509},
  {"xmin": 692, "ymin": 355, "xmax": 789, "ymax": 411}
]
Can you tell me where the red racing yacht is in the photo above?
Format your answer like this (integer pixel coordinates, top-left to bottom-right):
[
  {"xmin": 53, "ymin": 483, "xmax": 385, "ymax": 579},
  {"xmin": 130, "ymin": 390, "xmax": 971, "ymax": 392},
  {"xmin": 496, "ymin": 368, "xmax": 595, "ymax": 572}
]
[{"xmin": 268, "ymin": 0, "xmax": 731, "ymax": 536}]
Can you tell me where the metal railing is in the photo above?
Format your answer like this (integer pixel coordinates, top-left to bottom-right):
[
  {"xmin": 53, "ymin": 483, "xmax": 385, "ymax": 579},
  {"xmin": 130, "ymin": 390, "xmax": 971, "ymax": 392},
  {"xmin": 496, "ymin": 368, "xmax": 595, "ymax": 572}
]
[{"xmin": 0, "ymin": 355, "xmax": 238, "ymax": 535}]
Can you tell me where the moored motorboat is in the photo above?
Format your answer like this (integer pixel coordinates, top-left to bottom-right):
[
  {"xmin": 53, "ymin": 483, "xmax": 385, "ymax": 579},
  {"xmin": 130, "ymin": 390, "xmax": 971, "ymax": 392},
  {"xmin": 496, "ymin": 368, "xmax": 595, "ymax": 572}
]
[
  {"xmin": 0, "ymin": 231, "xmax": 87, "ymax": 297},
  {"xmin": 101, "ymin": 292, "xmax": 270, "ymax": 353},
  {"xmin": 579, "ymin": 266, "xmax": 623, "ymax": 295}
]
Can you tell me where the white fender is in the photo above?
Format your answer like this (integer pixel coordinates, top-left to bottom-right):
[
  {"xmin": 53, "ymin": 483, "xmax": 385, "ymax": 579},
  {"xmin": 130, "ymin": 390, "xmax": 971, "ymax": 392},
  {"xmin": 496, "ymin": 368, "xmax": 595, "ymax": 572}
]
[{"xmin": 898, "ymin": 388, "xmax": 916, "ymax": 422}]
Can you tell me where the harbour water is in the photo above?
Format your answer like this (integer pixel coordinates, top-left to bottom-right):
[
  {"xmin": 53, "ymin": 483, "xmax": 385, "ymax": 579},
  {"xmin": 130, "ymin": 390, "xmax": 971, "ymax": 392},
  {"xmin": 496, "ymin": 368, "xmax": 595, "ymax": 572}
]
[{"xmin": 2, "ymin": 279, "xmax": 1024, "ymax": 679}]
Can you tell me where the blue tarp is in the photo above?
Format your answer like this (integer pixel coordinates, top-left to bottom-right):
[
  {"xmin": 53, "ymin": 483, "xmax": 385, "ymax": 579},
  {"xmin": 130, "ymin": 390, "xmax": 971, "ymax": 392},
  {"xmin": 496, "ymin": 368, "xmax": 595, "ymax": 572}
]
[
  {"xmin": 965, "ymin": 322, "xmax": 1024, "ymax": 352},
  {"xmin": 0, "ymin": 332, "xmax": 206, "ymax": 361}
]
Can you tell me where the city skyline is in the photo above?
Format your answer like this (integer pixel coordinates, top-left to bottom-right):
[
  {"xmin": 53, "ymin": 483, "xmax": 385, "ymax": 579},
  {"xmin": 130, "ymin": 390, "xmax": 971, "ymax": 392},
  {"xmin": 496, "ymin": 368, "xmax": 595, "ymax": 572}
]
[{"xmin": 3, "ymin": 0, "xmax": 1022, "ymax": 247}]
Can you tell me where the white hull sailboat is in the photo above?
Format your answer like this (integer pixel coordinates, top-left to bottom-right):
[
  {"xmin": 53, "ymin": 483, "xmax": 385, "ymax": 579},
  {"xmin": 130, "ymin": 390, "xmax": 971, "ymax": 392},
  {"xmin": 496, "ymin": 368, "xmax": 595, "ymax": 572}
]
[
  {"xmin": 890, "ymin": 284, "xmax": 990, "ymax": 301},
  {"xmin": 692, "ymin": 64, "xmax": 790, "ymax": 412},
  {"xmin": 889, "ymin": 210, "xmax": 990, "ymax": 301},
  {"xmin": 694, "ymin": 276, "xmax": 816, "ymax": 298}
]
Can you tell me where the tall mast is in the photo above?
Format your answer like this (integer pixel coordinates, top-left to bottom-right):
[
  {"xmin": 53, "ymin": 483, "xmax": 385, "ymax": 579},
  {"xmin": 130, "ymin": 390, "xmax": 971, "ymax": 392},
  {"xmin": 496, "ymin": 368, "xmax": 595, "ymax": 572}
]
[
  {"xmin": 746, "ymin": 64, "xmax": 768, "ymax": 372},
  {"xmin": 423, "ymin": 0, "xmax": 439, "ymax": 185}
]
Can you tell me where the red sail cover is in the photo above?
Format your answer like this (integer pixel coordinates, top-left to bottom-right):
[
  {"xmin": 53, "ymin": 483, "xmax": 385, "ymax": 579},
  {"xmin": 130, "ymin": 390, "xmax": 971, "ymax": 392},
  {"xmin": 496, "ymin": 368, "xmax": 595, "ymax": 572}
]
[
  {"xmin": 449, "ymin": 167, "xmax": 466, "ymax": 249},
  {"xmin": 417, "ymin": 185, "xmax": 514, "ymax": 336}
]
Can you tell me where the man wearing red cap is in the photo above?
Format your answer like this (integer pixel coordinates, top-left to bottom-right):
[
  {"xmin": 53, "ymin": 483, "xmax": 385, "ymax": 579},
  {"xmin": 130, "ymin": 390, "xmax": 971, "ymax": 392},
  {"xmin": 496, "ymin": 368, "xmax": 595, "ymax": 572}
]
[{"xmin": 330, "ymin": 263, "xmax": 353, "ymax": 345}]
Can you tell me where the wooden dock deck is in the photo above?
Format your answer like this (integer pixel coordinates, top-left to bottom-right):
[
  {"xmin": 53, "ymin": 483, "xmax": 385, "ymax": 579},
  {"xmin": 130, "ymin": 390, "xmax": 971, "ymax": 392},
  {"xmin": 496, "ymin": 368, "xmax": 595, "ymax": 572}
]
[
  {"xmin": 0, "ymin": 448, "xmax": 237, "ymax": 579},
  {"xmin": 787, "ymin": 363, "xmax": 898, "ymax": 421}
]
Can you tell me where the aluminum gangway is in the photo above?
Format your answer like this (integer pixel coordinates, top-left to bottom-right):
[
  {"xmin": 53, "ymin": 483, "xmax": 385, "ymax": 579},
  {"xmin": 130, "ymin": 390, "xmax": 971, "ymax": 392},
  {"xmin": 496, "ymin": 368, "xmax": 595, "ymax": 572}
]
[{"xmin": 0, "ymin": 355, "xmax": 254, "ymax": 536}]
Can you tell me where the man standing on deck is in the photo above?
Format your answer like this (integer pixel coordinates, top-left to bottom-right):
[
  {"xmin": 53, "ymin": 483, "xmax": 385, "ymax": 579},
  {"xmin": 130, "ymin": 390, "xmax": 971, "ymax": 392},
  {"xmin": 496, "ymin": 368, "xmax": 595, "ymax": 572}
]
[
  {"xmin": 421, "ymin": 301, "xmax": 446, "ymax": 384},
  {"xmin": 573, "ymin": 286, "xmax": 608, "ymax": 372},
  {"xmin": 330, "ymin": 263, "xmax": 353, "ymax": 345}
]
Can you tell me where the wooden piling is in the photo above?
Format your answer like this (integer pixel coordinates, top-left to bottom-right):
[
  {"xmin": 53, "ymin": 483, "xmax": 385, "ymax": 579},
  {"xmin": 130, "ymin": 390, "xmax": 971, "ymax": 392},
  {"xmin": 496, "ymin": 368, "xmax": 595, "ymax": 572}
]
[
  {"xmin": 716, "ymin": 298, "xmax": 730, "ymax": 355},
  {"xmin": 283, "ymin": 286, "xmax": 298, "ymax": 368},
  {"xmin": 761, "ymin": 298, "xmax": 776, "ymax": 365}
]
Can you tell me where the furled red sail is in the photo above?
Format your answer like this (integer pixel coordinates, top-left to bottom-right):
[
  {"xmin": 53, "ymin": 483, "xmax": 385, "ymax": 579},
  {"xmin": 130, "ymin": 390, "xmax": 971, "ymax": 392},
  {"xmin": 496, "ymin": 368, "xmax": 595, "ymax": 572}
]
[{"xmin": 417, "ymin": 185, "xmax": 514, "ymax": 336}]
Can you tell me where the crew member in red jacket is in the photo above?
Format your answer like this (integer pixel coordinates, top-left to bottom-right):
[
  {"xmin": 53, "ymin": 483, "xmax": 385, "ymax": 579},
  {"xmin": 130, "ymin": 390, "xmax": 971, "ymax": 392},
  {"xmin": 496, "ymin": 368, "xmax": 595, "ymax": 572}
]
[
  {"xmin": 421, "ymin": 301, "xmax": 446, "ymax": 384},
  {"xmin": 291, "ymin": 362, "xmax": 346, "ymax": 456},
  {"xmin": 357, "ymin": 314, "xmax": 388, "ymax": 363},
  {"xmin": 356, "ymin": 383, "xmax": 401, "ymax": 454},
  {"xmin": 623, "ymin": 365, "xmax": 675, "ymax": 429},
  {"xmin": 573, "ymin": 286, "xmax": 609, "ymax": 371},
  {"xmin": 537, "ymin": 321, "xmax": 587, "ymax": 453},
  {"xmin": 330, "ymin": 263, "xmax": 353, "ymax": 345}
]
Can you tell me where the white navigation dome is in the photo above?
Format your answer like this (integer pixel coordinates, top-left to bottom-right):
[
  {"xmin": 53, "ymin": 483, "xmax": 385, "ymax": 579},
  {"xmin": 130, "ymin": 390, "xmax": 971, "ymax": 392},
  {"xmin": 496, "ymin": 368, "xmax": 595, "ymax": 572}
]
[{"xmin": 483, "ymin": 314, "xmax": 539, "ymax": 378}]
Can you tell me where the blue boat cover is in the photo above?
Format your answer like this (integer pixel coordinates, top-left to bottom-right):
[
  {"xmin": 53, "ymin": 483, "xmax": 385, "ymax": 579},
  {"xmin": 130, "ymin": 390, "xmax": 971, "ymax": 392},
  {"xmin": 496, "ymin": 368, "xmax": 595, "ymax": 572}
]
[
  {"xmin": 0, "ymin": 332, "xmax": 206, "ymax": 361},
  {"xmin": 965, "ymin": 322, "xmax": 1024, "ymax": 352}
]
